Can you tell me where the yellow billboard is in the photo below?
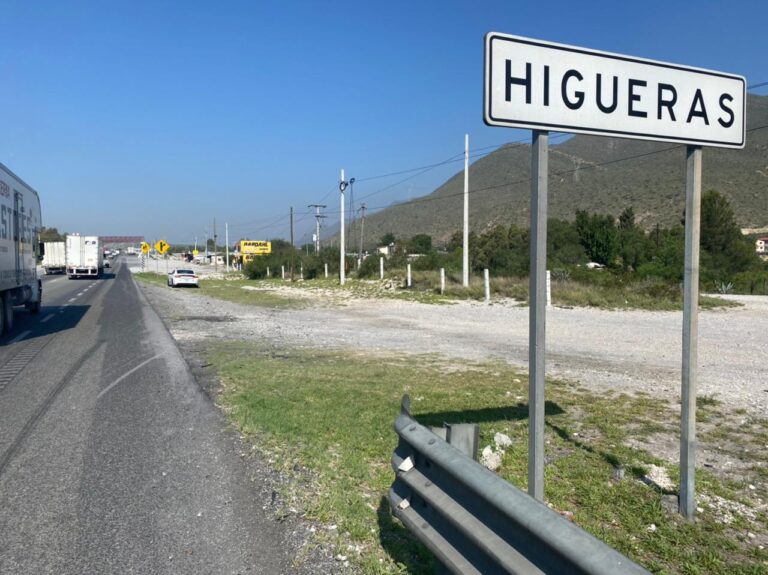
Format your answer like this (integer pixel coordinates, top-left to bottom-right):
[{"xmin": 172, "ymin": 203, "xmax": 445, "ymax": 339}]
[{"xmin": 240, "ymin": 240, "xmax": 271, "ymax": 258}]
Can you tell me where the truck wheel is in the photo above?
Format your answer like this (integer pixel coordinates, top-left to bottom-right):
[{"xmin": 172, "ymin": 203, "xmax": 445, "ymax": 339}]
[
  {"xmin": 2, "ymin": 293, "xmax": 13, "ymax": 334},
  {"xmin": 26, "ymin": 288, "xmax": 42, "ymax": 315}
]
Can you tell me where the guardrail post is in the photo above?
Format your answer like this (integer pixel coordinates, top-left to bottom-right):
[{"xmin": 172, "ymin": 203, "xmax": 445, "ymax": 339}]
[
  {"xmin": 389, "ymin": 395, "xmax": 651, "ymax": 575},
  {"xmin": 431, "ymin": 424, "xmax": 479, "ymax": 460}
]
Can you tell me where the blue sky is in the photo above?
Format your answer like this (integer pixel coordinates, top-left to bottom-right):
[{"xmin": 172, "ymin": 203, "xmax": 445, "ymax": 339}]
[{"xmin": 2, "ymin": 0, "xmax": 766, "ymax": 245}]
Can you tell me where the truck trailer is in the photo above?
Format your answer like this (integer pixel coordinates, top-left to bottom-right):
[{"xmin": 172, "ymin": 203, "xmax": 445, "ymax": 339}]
[
  {"xmin": 66, "ymin": 235, "xmax": 103, "ymax": 279},
  {"xmin": 0, "ymin": 161, "xmax": 43, "ymax": 333},
  {"xmin": 42, "ymin": 241, "xmax": 66, "ymax": 274}
]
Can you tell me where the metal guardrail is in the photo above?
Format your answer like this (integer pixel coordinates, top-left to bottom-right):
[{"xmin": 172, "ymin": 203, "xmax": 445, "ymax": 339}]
[{"xmin": 388, "ymin": 395, "xmax": 651, "ymax": 575}]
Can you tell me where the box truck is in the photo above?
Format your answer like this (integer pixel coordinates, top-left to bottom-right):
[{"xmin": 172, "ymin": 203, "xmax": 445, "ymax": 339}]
[
  {"xmin": 0, "ymin": 161, "xmax": 43, "ymax": 333},
  {"xmin": 42, "ymin": 241, "xmax": 66, "ymax": 274},
  {"xmin": 66, "ymin": 235, "xmax": 103, "ymax": 279}
]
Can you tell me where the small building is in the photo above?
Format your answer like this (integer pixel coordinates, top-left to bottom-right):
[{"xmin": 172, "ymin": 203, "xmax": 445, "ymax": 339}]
[{"xmin": 756, "ymin": 237, "xmax": 768, "ymax": 255}]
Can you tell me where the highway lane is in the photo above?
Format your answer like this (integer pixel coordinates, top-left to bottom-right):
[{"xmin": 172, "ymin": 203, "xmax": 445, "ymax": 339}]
[{"xmin": 0, "ymin": 258, "xmax": 292, "ymax": 574}]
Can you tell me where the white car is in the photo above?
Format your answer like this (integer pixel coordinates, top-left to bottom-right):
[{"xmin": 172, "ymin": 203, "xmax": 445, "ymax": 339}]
[{"xmin": 167, "ymin": 268, "xmax": 199, "ymax": 288}]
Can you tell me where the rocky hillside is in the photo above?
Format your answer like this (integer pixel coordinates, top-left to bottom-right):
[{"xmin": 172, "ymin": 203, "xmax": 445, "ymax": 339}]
[{"xmin": 358, "ymin": 94, "xmax": 768, "ymax": 246}]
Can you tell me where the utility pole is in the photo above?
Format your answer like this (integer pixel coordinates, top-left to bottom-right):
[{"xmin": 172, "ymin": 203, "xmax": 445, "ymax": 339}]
[
  {"xmin": 213, "ymin": 217, "xmax": 218, "ymax": 272},
  {"xmin": 308, "ymin": 204, "xmax": 327, "ymax": 253},
  {"xmin": 225, "ymin": 222, "xmax": 229, "ymax": 272},
  {"xmin": 290, "ymin": 206, "xmax": 295, "ymax": 281},
  {"xmin": 358, "ymin": 203, "xmax": 366, "ymax": 257},
  {"xmin": 348, "ymin": 178, "xmax": 356, "ymax": 253},
  {"xmin": 339, "ymin": 169, "xmax": 347, "ymax": 286},
  {"xmin": 463, "ymin": 133, "xmax": 469, "ymax": 287}
]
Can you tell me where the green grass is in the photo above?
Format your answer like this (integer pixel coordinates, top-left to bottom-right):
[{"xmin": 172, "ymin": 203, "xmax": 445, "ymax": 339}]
[
  {"xmin": 133, "ymin": 272, "xmax": 304, "ymax": 308},
  {"xmin": 205, "ymin": 343, "xmax": 768, "ymax": 574},
  {"xmin": 135, "ymin": 270, "xmax": 737, "ymax": 311}
]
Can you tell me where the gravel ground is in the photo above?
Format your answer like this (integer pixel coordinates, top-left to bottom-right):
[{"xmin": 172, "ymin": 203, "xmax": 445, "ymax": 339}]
[
  {"xmin": 138, "ymin": 267, "xmax": 768, "ymax": 417},
  {"xmin": 134, "ymin": 268, "xmax": 768, "ymax": 561}
]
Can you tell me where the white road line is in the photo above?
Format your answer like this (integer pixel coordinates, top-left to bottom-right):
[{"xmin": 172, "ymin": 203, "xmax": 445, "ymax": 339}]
[
  {"xmin": 77, "ymin": 292, "xmax": 85, "ymax": 296},
  {"xmin": 41, "ymin": 314, "xmax": 55, "ymax": 323},
  {"xmin": 97, "ymin": 354, "xmax": 163, "ymax": 399},
  {"xmin": 9, "ymin": 330, "xmax": 31, "ymax": 344},
  {"xmin": 68, "ymin": 297, "xmax": 77, "ymax": 302}
]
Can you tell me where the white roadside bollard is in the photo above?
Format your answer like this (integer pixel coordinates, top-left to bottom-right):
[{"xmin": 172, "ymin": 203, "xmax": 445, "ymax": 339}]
[
  {"xmin": 484, "ymin": 268, "xmax": 490, "ymax": 303},
  {"xmin": 407, "ymin": 263, "xmax": 412, "ymax": 288},
  {"xmin": 380, "ymin": 257, "xmax": 384, "ymax": 280},
  {"xmin": 281, "ymin": 265, "xmax": 285, "ymax": 280},
  {"xmin": 324, "ymin": 263, "xmax": 328, "ymax": 278},
  {"xmin": 440, "ymin": 267, "xmax": 445, "ymax": 295},
  {"xmin": 546, "ymin": 269, "xmax": 552, "ymax": 308}
]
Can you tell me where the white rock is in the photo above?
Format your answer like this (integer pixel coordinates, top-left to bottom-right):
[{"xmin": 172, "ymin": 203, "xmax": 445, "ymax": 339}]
[
  {"xmin": 480, "ymin": 446, "xmax": 503, "ymax": 471},
  {"xmin": 494, "ymin": 432, "xmax": 513, "ymax": 450},
  {"xmin": 643, "ymin": 464, "xmax": 676, "ymax": 491},
  {"xmin": 646, "ymin": 524, "xmax": 657, "ymax": 533}
]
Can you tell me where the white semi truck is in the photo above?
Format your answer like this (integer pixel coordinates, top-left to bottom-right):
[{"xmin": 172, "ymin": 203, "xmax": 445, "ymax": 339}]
[
  {"xmin": 0, "ymin": 161, "xmax": 43, "ymax": 333},
  {"xmin": 66, "ymin": 235, "xmax": 103, "ymax": 279},
  {"xmin": 42, "ymin": 241, "xmax": 66, "ymax": 274}
]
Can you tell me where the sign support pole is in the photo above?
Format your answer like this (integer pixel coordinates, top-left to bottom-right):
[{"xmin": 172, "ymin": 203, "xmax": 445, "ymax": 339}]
[
  {"xmin": 528, "ymin": 130, "xmax": 548, "ymax": 502},
  {"xmin": 463, "ymin": 133, "xmax": 470, "ymax": 287},
  {"xmin": 340, "ymin": 169, "xmax": 346, "ymax": 286},
  {"xmin": 680, "ymin": 145, "xmax": 702, "ymax": 520}
]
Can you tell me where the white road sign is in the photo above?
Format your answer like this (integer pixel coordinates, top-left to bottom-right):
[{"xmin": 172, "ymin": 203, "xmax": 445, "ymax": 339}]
[{"xmin": 484, "ymin": 33, "xmax": 746, "ymax": 148}]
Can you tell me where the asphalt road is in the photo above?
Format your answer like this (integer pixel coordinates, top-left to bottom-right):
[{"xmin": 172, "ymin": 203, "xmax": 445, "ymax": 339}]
[{"xmin": 0, "ymin": 258, "xmax": 294, "ymax": 574}]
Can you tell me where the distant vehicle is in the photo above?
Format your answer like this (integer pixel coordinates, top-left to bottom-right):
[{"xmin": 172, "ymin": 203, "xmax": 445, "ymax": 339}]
[
  {"xmin": 0, "ymin": 161, "xmax": 43, "ymax": 333},
  {"xmin": 66, "ymin": 235, "xmax": 103, "ymax": 279},
  {"xmin": 167, "ymin": 268, "xmax": 199, "ymax": 288},
  {"xmin": 42, "ymin": 241, "xmax": 67, "ymax": 274}
]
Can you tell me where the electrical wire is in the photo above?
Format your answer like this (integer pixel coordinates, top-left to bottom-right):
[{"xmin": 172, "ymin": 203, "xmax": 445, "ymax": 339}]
[
  {"xmin": 231, "ymin": 81, "xmax": 768, "ymax": 238},
  {"xmin": 352, "ymin": 122, "xmax": 768, "ymax": 216}
]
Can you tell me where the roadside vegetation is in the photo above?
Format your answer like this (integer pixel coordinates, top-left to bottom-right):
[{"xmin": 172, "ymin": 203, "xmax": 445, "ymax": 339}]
[
  {"xmin": 233, "ymin": 190, "xmax": 764, "ymax": 310},
  {"xmin": 206, "ymin": 343, "xmax": 768, "ymax": 574}
]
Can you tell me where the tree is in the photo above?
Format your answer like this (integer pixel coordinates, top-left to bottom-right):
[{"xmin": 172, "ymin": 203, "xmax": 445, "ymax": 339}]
[
  {"xmin": 575, "ymin": 210, "xmax": 618, "ymax": 266},
  {"xmin": 39, "ymin": 226, "xmax": 65, "ymax": 242},
  {"xmin": 699, "ymin": 190, "xmax": 758, "ymax": 282},
  {"xmin": 548, "ymin": 218, "xmax": 586, "ymax": 266},
  {"xmin": 379, "ymin": 232, "xmax": 396, "ymax": 246},
  {"xmin": 615, "ymin": 207, "xmax": 650, "ymax": 271},
  {"xmin": 408, "ymin": 234, "xmax": 432, "ymax": 254},
  {"xmin": 618, "ymin": 206, "xmax": 636, "ymax": 230}
]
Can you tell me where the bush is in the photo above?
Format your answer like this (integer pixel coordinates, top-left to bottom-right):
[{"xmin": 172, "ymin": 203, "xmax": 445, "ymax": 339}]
[{"xmin": 356, "ymin": 255, "xmax": 382, "ymax": 279}]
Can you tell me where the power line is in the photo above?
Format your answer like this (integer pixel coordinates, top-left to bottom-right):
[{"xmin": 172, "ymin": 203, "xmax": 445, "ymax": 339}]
[{"xmin": 355, "ymin": 123, "xmax": 768, "ymax": 216}]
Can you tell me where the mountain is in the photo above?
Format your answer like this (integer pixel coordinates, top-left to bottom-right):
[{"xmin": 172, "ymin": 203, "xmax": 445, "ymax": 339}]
[{"xmin": 358, "ymin": 94, "xmax": 768, "ymax": 246}]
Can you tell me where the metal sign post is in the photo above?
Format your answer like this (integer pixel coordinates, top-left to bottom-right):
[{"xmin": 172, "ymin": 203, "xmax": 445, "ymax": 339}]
[
  {"xmin": 528, "ymin": 130, "xmax": 548, "ymax": 501},
  {"xmin": 681, "ymin": 146, "xmax": 702, "ymax": 520}
]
